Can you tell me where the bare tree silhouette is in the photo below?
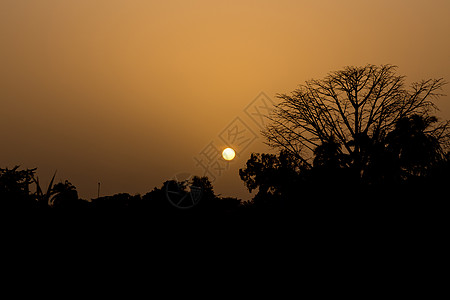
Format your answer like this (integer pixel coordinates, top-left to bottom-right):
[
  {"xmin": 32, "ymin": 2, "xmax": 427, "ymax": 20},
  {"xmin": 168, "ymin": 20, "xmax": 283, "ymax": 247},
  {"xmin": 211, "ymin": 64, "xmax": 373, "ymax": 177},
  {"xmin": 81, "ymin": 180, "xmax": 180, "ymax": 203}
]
[{"xmin": 263, "ymin": 65, "xmax": 449, "ymax": 180}]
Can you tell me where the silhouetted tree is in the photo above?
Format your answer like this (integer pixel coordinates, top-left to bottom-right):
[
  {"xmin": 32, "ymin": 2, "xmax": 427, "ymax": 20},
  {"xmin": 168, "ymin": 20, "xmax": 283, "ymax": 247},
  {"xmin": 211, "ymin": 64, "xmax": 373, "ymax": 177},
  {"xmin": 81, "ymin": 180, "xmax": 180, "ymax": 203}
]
[
  {"xmin": 239, "ymin": 151, "xmax": 304, "ymax": 208},
  {"xmin": 263, "ymin": 65, "xmax": 449, "ymax": 181},
  {"xmin": 313, "ymin": 138, "xmax": 348, "ymax": 169},
  {"xmin": 0, "ymin": 166, "xmax": 37, "ymax": 209},
  {"xmin": 190, "ymin": 176, "xmax": 243, "ymax": 214},
  {"xmin": 191, "ymin": 176, "xmax": 215, "ymax": 202},
  {"xmin": 386, "ymin": 115, "xmax": 444, "ymax": 178},
  {"xmin": 50, "ymin": 180, "xmax": 85, "ymax": 209}
]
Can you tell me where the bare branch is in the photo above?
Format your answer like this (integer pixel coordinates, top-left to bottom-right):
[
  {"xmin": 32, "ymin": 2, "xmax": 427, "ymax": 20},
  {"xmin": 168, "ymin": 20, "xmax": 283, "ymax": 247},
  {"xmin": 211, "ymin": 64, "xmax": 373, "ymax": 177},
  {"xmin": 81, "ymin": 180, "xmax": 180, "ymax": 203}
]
[{"xmin": 262, "ymin": 64, "xmax": 448, "ymax": 169}]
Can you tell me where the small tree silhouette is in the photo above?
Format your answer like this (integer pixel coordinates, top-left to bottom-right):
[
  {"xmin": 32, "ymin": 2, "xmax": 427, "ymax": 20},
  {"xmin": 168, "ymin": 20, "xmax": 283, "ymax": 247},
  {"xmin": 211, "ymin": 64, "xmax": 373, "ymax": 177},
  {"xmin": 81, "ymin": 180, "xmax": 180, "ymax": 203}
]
[
  {"xmin": 386, "ymin": 115, "xmax": 444, "ymax": 178},
  {"xmin": 239, "ymin": 151, "xmax": 304, "ymax": 208},
  {"xmin": 50, "ymin": 180, "xmax": 80, "ymax": 209}
]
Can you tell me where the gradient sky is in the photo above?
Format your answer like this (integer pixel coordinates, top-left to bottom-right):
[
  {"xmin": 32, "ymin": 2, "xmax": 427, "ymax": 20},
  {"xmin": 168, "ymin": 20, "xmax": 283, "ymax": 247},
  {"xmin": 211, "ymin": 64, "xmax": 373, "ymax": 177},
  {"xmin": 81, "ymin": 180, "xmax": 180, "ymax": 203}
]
[{"xmin": 1, "ymin": 0, "xmax": 449, "ymax": 200}]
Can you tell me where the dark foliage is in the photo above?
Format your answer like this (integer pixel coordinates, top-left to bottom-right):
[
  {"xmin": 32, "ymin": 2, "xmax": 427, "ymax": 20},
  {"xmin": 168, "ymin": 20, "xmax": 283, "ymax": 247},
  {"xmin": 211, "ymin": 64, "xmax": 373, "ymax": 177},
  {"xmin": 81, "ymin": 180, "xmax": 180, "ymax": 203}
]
[{"xmin": 2, "ymin": 65, "xmax": 448, "ymax": 230}]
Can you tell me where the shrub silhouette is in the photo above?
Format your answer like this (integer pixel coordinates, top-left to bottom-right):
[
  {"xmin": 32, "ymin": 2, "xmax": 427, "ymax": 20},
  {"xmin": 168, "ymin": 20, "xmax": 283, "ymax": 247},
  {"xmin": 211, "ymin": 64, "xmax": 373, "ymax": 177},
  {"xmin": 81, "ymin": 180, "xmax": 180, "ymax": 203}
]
[{"xmin": 0, "ymin": 166, "xmax": 37, "ymax": 209}]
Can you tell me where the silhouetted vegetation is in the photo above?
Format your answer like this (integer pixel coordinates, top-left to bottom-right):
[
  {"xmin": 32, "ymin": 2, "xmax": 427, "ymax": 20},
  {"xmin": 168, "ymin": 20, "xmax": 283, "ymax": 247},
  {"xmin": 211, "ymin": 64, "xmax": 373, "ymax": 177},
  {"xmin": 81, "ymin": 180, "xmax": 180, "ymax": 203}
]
[
  {"xmin": 0, "ymin": 167, "xmax": 245, "ymax": 219},
  {"xmin": 2, "ymin": 65, "xmax": 449, "ymax": 225},
  {"xmin": 240, "ymin": 65, "xmax": 450, "ymax": 216}
]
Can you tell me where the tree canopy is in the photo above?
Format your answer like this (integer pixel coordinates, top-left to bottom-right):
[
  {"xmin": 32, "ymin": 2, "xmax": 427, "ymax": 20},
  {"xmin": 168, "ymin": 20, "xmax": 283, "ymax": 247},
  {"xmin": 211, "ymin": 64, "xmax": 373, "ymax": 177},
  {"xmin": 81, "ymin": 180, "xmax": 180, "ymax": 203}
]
[{"xmin": 263, "ymin": 65, "xmax": 449, "ymax": 181}]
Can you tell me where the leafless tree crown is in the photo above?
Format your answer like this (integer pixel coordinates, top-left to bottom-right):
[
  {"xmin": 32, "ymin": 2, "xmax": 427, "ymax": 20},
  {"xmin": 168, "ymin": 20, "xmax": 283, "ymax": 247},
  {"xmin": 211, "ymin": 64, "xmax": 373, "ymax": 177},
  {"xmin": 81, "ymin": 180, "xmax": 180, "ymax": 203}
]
[{"xmin": 263, "ymin": 64, "xmax": 448, "ymax": 167}]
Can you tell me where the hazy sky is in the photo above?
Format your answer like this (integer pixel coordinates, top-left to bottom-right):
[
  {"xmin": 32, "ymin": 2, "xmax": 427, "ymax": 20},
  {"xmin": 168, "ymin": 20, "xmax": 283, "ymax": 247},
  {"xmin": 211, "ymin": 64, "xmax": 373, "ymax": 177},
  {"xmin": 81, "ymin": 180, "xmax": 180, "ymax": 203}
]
[{"xmin": 1, "ymin": 0, "xmax": 449, "ymax": 200}]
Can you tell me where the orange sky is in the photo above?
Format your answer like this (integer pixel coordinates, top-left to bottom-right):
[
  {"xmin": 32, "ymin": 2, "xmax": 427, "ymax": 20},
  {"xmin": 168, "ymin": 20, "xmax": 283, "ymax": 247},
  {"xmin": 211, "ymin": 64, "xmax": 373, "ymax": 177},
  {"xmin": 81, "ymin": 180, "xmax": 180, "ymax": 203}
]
[{"xmin": 1, "ymin": 0, "xmax": 449, "ymax": 200}]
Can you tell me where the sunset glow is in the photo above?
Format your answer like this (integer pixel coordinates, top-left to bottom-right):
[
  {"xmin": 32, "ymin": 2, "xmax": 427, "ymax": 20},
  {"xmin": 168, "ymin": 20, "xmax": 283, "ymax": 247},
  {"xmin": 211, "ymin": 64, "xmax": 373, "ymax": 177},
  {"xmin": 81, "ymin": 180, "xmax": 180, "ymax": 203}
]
[
  {"xmin": 1, "ymin": 0, "xmax": 449, "ymax": 201},
  {"xmin": 222, "ymin": 148, "xmax": 236, "ymax": 161}
]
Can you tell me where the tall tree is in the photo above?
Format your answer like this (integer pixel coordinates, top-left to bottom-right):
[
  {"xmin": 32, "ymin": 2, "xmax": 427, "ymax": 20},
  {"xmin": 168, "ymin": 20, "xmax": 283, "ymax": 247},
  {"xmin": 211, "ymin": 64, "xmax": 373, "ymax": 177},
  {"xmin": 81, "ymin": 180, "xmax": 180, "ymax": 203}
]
[{"xmin": 263, "ymin": 65, "xmax": 449, "ymax": 179}]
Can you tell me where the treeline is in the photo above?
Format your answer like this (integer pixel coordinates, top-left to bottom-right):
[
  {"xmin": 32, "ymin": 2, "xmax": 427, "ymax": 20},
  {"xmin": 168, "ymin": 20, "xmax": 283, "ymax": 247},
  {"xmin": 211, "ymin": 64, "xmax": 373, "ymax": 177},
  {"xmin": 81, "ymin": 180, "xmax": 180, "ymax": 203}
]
[
  {"xmin": 2, "ymin": 65, "xmax": 450, "ymax": 223},
  {"xmin": 0, "ymin": 167, "xmax": 244, "ymax": 217},
  {"xmin": 1, "ymin": 154, "xmax": 449, "ymax": 218}
]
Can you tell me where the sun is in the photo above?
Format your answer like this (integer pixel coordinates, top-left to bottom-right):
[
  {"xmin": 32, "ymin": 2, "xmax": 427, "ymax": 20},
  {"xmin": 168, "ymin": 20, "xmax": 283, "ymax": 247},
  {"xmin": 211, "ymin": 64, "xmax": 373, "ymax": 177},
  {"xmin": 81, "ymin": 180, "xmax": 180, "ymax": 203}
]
[{"xmin": 222, "ymin": 147, "xmax": 236, "ymax": 161}]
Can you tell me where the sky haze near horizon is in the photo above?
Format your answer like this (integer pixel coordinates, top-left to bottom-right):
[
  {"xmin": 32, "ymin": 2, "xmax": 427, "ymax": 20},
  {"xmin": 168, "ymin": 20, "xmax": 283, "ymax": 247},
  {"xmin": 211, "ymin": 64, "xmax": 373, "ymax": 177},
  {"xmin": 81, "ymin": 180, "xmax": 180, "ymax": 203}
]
[{"xmin": 1, "ymin": 0, "xmax": 449, "ymax": 200}]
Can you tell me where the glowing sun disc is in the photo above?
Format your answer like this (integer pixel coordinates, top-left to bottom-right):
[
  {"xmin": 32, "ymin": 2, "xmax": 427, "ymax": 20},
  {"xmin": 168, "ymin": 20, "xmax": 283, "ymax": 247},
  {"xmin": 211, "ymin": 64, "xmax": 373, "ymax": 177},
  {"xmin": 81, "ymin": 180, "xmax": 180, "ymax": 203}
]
[{"xmin": 222, "ymin": 147, "xmax": 236, "ymax": 161}]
